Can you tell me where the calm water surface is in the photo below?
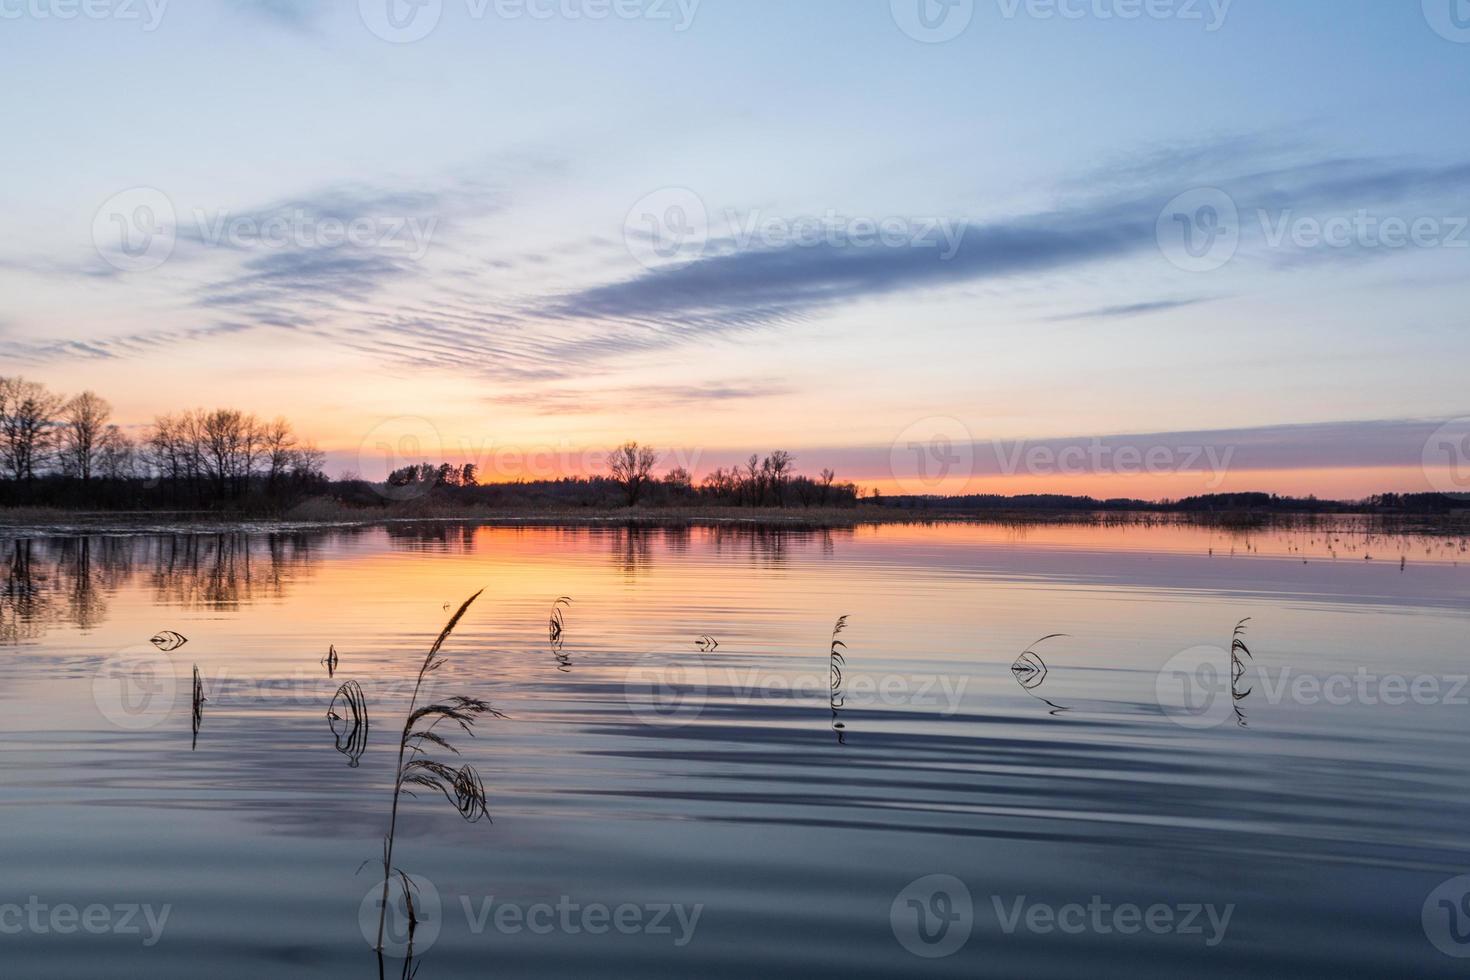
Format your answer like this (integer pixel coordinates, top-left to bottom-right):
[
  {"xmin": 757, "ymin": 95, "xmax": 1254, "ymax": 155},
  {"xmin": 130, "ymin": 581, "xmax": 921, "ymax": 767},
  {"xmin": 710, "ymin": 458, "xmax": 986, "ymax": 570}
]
[{"xmin": 3, "ymin": 520, "xmax": 1469, "ymax": 978}]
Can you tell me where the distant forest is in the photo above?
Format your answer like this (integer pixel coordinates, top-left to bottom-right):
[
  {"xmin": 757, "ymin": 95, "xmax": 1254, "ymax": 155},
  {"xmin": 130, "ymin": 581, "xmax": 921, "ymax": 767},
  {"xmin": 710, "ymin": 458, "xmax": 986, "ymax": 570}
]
[
  {"xmin": 1, "ymin": 376, "xmax": 1463, "ymax": 517},
  {"xmin": 0, "ymin": 377, "xmax": 860, "ymax": 513}
]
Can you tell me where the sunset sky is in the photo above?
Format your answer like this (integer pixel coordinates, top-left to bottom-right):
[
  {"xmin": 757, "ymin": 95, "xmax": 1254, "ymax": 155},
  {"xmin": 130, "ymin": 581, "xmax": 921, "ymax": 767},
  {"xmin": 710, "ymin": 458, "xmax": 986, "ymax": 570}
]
[{"xmin": 2, "ymin": 0, "xmax": 1468, "ymax": 498}]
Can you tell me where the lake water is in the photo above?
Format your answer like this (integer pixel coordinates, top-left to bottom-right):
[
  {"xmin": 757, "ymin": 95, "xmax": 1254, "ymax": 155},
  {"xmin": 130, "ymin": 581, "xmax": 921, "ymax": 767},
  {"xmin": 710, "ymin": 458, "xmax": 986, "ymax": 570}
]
[{"xmin": 3, "ymin": 519, "xmax": 1469, "ymax": 978}]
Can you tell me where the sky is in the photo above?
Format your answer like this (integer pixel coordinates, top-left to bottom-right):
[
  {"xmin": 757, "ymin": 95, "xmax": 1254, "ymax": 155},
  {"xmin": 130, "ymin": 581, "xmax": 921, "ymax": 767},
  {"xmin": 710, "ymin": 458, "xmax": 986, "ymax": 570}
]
[{"xmin": 1, "ymin": 0, "xmax": 1469, "ymax": 498}]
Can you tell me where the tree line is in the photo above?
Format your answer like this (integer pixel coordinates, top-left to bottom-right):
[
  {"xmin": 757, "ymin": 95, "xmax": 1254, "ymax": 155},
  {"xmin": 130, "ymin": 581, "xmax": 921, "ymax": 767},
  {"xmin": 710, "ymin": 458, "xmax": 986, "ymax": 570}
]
[
  {"xmin": 383, "ymin": 442, "xmax": 859, "ymax": 509},
  {"xmin": 0, "ymin": 376, "xmax": 326, "ymax": 509},
  {"xmin": 1, "ymin": 382, "xmax": 859, "ymax": 513}
]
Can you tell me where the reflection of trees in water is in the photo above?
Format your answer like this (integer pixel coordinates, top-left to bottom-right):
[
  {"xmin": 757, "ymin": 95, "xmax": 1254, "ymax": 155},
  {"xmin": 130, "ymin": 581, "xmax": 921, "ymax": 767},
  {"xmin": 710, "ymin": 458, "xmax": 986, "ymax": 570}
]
[
  {"xmin": 0, "ymin": 540, "xmax": 46, "ymax": 643},
  {"xmin": 603, "ymin": 524, "xmax": 850, "ymax": 576},
  {"xmin": 0, "ymin": 532, "xmax": 327, "ymax": 642},
  {"xmin": 383, "ymin": 523, "xmax": 480, "ymax": 552},
  {"xmin": 707, "ymin": 526, "xmax": 848, "ymax": 567},
  {"xmin": 147, "ymin": 534, "xmax": 321, "ymax": 610},
  {"xmin": 609, "ymin": 527, "xmax": 654, "ymax": 579}
]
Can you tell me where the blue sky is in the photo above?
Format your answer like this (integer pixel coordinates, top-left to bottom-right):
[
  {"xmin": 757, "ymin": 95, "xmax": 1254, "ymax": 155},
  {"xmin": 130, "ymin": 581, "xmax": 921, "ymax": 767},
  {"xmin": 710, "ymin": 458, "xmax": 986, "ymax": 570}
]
[{"xmin": 2, "ymin": 0, "xmax": 1468, "ymax": 495}]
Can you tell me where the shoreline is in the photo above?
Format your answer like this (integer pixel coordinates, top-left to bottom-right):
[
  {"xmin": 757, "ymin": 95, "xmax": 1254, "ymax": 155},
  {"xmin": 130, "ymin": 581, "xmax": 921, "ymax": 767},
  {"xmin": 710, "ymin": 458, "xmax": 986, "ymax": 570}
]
[{"xmin": 3, "ymin": 506, "xmax": 1468, "ymax": 538}]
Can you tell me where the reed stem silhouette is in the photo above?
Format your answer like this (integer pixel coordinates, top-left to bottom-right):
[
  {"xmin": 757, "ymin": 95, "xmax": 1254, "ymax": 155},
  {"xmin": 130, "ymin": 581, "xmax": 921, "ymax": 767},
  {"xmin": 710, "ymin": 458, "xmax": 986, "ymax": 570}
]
[{"xmin": 375, "ymin": 590, "xmax": 504, "ymax": 952}]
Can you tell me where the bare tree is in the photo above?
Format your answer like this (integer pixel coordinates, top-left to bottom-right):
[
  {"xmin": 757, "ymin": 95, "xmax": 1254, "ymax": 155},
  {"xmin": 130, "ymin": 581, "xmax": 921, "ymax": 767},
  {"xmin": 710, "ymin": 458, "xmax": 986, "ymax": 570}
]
[
  {"xmin": 766, "ymin": 450, "xmax": 794, "ymax": 506},
  {"xmin": 59, "ymin": 391, "xmax": 112, "ymax": 481},
  {"xmin": 608, "ymin": 441, "xmax": 659, "ymax": 506},
  {"xmin": 743, "ymin": 453, "xmax": 762, "ymax": 506},
  {"xmin": 259, "ymin": 417, "xmax": 299, "ymax": 492},
  {"xmin": 0, "ymin": 377, "xmax": 65, "ymax": 481},
  {"xmin": 96, "ymin": 426, "xmax": 137, "ymax": 479}
]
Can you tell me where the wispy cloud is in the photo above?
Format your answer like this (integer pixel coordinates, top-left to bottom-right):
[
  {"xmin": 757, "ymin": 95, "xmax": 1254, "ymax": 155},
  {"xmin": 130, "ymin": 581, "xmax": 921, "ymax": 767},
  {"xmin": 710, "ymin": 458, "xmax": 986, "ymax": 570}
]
[
  {"xmin": 543, "ymin": 153, "xmax": 1470, "ymax": 334},
  {"xmin": 231, "ymin": 0, "xmax": 320, "ymax": 29},
  {"xmin": 490, "ymin": 380, "xmax": 793, "ymax": 415},
  {"xmin": 1047, "ymin": 298, "xmax": 1211, "ymax": 322}
]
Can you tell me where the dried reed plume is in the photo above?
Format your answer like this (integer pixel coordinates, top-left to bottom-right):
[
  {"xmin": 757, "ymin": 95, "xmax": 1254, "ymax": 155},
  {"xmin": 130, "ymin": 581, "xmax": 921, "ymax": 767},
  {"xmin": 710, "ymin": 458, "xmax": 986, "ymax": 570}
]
[{"xmin": 375, "ymin": 590, "xmax": 505, "ymax": 952}]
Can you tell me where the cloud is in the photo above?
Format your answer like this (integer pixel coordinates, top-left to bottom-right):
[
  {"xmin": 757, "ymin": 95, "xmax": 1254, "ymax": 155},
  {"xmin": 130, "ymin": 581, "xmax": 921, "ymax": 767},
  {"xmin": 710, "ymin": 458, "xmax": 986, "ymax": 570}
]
[
  {"xmin": 231, "ymin": 0, "xmax": 320, "ymax": 29},
  {"xmin": 1047, "ymin": 298, "xmax": 1211, "ymax": 322},
  {"xmin": 490, "ymin": 380, "xmax": 793, "ymax": 415},
  {"xmin": 765, "ymin": 417, "xmax": 1460, "ymax": 482},
  {"xmin": 543, "ymin": 154, "xmax": 1470, "ymax": 333}
]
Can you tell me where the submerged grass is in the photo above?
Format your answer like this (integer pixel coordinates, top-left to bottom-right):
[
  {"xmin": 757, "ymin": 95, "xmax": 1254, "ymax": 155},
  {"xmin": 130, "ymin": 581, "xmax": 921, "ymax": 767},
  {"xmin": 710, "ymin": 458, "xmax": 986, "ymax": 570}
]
[
  {"xmin": 829, "ymin": 617, "xmax": 849, "ymax": 744},
  {"xmin": 328, "ymin": 680, "xmax": 369, "ymax": 768},
  {"xmin": 191, "ymin": 665, "xmax": 205, "ymax": 749}
]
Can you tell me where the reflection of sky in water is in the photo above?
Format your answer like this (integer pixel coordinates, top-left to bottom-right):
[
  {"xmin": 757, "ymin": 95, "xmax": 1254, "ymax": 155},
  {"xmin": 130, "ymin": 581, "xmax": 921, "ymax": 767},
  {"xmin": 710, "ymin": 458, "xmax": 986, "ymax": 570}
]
[{"xmin": 0, "ymin": 521, "xmax": 1468, "ymax": 978}]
